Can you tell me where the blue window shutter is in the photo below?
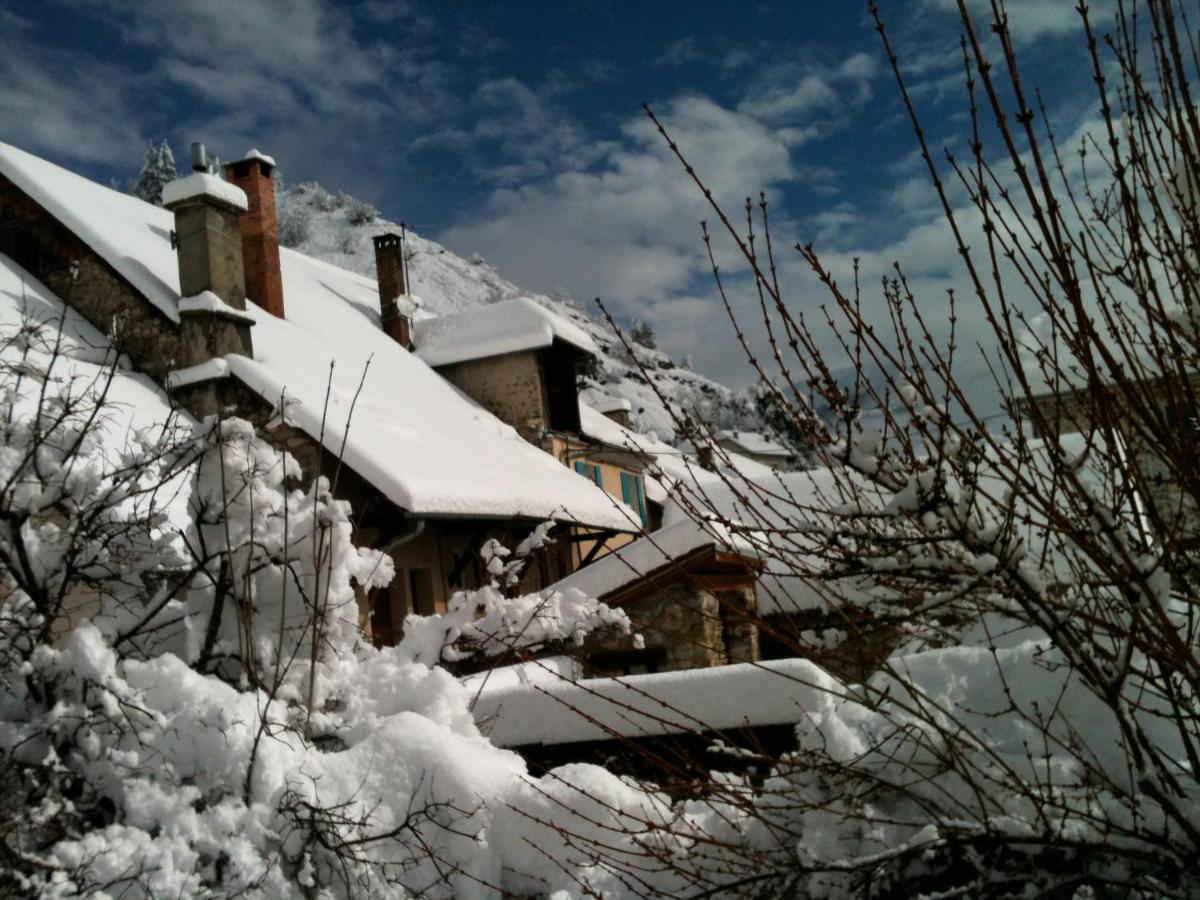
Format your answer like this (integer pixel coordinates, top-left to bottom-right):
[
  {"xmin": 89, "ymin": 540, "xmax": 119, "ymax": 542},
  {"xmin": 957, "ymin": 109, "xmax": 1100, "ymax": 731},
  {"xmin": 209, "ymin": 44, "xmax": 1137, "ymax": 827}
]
[
  {"xmin": 634, "ymin": 476, "xmax": 648, "ymax": 525},
  {"xmin": 620, "ymin": 471, "xmax": 633, "ymax": 505},
  {"xmin": 574, "ymin": 461, "xmax": 586, "ymax": 476},
  {"xmin": 592, "ymin": 465, "xmax": 603, "ymax": 488}
]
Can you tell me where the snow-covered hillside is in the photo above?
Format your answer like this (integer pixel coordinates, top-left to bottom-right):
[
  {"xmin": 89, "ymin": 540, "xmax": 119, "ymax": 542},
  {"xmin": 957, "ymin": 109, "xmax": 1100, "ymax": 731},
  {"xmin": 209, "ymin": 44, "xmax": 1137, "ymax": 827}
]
[{"xmin": 276, "ymin": 181, "xmax": 760, "ymax": 442}]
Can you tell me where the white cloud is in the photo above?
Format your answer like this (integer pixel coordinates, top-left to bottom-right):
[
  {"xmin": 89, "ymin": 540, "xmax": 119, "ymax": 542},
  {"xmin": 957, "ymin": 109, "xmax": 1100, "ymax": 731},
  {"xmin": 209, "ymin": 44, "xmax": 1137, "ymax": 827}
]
[
  {"xmin": 440, "ymin": 95, "xmax": 799, "ymax": 311},
  {"xmin": 0, "ymin": 14, "xmax": 147, "ymax": 166},
  {"xmin": 656, "ymin": 36, "xmax": 702, "ymax": 68},
  {"xmin": 435, "ymin": 41, "xmax": 887, "ymax": 391},
  {"xmin": 922, "ymin": 0, "xmax": 1116, "ymax": 41},
  {"xmin": 738, "ymin": 53, "xmax": 877, "ymax": 124},
  {"xmin": 437, "ymin": 93, "xmax": 811, "ymax": 395}
]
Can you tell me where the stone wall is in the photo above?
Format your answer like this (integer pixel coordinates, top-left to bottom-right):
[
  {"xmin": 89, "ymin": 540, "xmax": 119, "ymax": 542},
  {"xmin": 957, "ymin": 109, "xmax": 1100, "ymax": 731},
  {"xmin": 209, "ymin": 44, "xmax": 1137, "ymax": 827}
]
[
  {"xmin": 436, "ymin": 350, "xmax": 548, "ymax": 440},
  {"xmin": 585, "ymin": 577, "xmax": 761, "ymax": 674},
  {"xmin": 717, "ymin": 585, "xmax": 759, "ymax": 664},
  {"xmin": 1026, "ymin": 379, "xmax": 1200, "ymax": 545},
  {"xmin": 1, "ymin": 177, "xmax": 185, "ymax": 383}
]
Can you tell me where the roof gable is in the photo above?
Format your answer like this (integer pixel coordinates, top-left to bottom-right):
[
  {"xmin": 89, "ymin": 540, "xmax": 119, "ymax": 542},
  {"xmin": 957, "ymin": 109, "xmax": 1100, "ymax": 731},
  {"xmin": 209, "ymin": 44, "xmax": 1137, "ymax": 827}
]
[{"xmin": 0, "ymin": 141, "xmax": 638, "ymax": 531}]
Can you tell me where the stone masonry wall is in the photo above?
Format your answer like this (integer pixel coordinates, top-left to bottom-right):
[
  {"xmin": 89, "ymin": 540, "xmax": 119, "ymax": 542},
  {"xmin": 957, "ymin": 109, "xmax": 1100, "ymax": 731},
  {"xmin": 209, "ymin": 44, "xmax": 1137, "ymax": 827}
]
[
  {"xmin": 43, "ymin": 254, "xmax": 185, "ymax": 381},
  {"xmin": 436, "ymin": 350, "xmax": 548, "ymax": 441},
  {"xmin": 586, "ymin": 581, "xmax": 728, "ymax": 672},
  {"xmin": 1027, "ymin": 381, "xmax": 1200, "ymax": 544},
  {"xmin": 718, "ymin": 585, "xmax": 759, "ymax": 664},
  {"xmin": 0, "ymin": 177, "xmax": 185, "ymax": 382}
]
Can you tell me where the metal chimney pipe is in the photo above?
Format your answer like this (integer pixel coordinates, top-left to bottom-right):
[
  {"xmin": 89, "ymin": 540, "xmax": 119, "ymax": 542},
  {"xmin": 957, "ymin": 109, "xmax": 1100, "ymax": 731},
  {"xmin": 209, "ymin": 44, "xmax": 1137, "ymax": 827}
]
[{"xmin": 190, "ymin": 142, "xmax": 208, "ymax": 173}]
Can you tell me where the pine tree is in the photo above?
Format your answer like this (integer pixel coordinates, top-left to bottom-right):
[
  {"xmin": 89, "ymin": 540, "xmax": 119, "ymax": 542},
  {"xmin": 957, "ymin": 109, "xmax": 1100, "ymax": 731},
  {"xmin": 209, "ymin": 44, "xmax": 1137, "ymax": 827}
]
[
  {"xmin": 629, "ymin": 319, "xmax": 656, "ymax": 349},
  {"xmin": 752, "ymin": 380, "xmax": 813, "ymax": 463},
  {"xmin": 131, "ymin": 140, "xmax": 177, "ymax": 206}
]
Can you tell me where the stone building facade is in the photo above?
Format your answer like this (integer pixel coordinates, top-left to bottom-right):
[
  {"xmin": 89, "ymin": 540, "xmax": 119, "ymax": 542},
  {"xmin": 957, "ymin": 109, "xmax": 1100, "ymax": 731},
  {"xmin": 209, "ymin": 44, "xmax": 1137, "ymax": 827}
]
[
  {"xmin": 1, "ymin": 177, "xmax": 183, "ymax": 382},
  {"xmin": 437, "ymin": 349, "xmax": 553, "ymax": 442},
  {"xmin": 0, "ymin": 149, "xmax": 630, "ymax": 650},
  {"xmin": 1020, "ymin": 375, "xmax": 1200, "ymax": 548},
  {"xmin": 576, "ymin": 543, "xmax": 762, "ymax": 675},
  {"xmin": 2, "ymin": 142, "xmax": 768, "ymax": 682}
]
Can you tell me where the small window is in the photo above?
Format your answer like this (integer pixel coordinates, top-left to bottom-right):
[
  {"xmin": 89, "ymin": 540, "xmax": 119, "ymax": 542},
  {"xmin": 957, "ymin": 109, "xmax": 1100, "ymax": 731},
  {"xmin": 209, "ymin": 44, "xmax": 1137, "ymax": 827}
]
[
  {"xmin": 574, "ymin": 461, "xmax": 604, "ymax": 488},
  {"xmin": 620, "ymin": 471, "xmax": 649, "ymax": 526}
]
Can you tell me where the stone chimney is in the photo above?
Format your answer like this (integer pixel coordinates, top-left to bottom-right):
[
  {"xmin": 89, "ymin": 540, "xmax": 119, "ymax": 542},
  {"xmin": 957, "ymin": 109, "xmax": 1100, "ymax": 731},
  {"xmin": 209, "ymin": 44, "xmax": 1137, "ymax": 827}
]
[
  {"xmin": 373, "ymin": 233, "xmax": 413, "ymax": 349},
  {"xmin": 595, "ymin": 397, "xmax": 633, "ymax": 429},
  {"xmin": 163, "ymin": 167, "xmax": 255, "ymax": 372},
  {"xmin": 224, "ymin": 150, "xmax": 285, "ymax": 319}
]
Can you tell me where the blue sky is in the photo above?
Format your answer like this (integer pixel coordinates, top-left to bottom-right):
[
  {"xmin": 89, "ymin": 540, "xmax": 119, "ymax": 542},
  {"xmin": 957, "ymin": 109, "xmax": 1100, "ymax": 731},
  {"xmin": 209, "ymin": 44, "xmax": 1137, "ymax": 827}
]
[{"xmin": 0, "ymin": 0, "xmax": 1108, "ymax": 402}]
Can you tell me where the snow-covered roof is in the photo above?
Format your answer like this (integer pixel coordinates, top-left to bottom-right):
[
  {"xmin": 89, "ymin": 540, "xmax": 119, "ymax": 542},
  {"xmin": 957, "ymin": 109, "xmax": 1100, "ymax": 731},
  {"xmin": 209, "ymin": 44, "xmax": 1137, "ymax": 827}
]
[
  {"xmin": 577, "ymin": 403, "xmax": 784, "ymax": 505},
  {"xmin": 578, "ymin": 402, "xmax": 674, "ymax": 458},
  {"xmin": 474, "ymin": 657, "xmax": 839, "ymax": 746},
  {"xmin": 545, "ymin": 518, "xmax": 758, "ymax": 603},
  {"xmin": 412, "ymin": 296, "xmax": 599, "ymax": 368},
  {"xmin": 715, "ymin": 430, "xmax": 792, "ymax": 457},
  {"xmin": 0, "ymin": 141, "xmax": 634, "ymax": 530},
  {"xmin": 660, "ymin": 466, "xmax": 868, "ymax": 616},
  {"xmin": 0, "ymin": 252, "xmax": 189, "ymax": 457},
  {"xmin": 580, "ymin": 388, "xmax": 632, "ymax": 415}
]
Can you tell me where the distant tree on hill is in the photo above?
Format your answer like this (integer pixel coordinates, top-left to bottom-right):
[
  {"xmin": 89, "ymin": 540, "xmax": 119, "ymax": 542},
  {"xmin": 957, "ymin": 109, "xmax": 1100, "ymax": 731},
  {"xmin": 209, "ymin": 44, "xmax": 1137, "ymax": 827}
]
[
  {"xmin": 629, "ymin": 319, "xmax": 657, "ymax": 349},
  {"xmin": 344, "ymin": 195, "xmax": 378, "ymax": 225},
  {"xmin": 129, "ymin": 140, "xmax": 177, "ymax": 206},
  {"xmin": 277, "ymin": 199, "xmax": 313, "ymax": 248},
  {"xmin": 753, "ymin": 379, "xmax": 814, "ymax": 463}
]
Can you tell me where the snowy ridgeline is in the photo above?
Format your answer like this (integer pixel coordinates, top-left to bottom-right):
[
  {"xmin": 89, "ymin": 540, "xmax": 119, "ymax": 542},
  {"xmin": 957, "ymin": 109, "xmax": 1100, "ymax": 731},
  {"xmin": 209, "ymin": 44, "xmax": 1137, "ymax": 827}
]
[{"xmin": 274, "ymin": 181, "xmax": 763, "ymax": 442}]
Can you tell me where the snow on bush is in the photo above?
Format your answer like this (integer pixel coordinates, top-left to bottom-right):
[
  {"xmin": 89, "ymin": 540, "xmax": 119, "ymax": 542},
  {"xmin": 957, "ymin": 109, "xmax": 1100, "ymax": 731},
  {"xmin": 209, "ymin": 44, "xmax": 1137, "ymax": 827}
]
[
  {"xmin": 277, "ymin": 201, "xmax": 312, "ymax": 248},
  {"xmin": 0, "ymin": 313, "xmax": 641, "ymax": 897},
  {"xmin": 343, "ymin": 195, "xmax": 378, "ymax": 226},
  {"xmin": 6, "ymin": 310, "xmax": 1189, "ymax": 898}
]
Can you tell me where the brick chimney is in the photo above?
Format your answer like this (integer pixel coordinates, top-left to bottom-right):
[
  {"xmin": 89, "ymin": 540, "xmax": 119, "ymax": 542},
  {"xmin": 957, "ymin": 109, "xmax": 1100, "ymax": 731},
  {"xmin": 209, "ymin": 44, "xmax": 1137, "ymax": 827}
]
[
  {"xmin": 224, "ymin": 150, "xmax": 285, "ymax": 319},
  {"xmin": 373, "ymin": 233, "xmax": 413, "ymax": 349}
]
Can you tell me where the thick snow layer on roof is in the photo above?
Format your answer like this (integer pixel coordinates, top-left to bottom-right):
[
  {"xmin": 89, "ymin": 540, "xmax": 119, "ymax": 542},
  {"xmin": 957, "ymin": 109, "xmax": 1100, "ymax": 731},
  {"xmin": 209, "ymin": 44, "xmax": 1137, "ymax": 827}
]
[
  {"xmin": 0, "ymin": 142, "xmax": 184, "ymax": 324},
  {"xmin": 716, "ymin": 430, "xmax": 792, "ymax": 457},
  {"xmin": 474, "ymin": 657, "xmax": 838, "ymax": 746},
  {"xmin": 580, "ymin": 388, "xmax": 632, "ymax": 414},
  {"xmin": 578, "ymin": 403, "xmax": 785, "ymax": 507},
  {"xmin": 459, "ymin": 655, "xmax": 580, "ymax": 696},
  {"xmin": 659, "ymin": 435, "xmax": 1138, "ymax": 617},
  {"xmin": 579, "ymin": 402, "xmax": 675, "ymax": 457},
  {"xmin": 161, "ymin": 172, "xmax": 248, "ymax": 211},
  {"xmin": 0, "ymin": 142, "xmax": 633, "ymax": 529},
  {"xmin": 412, "ymin": 296, "xmax": 598, "ymax": 368},
  {"xmin": 0, "ymin": 253, "xmax": 188, "ymax": 455},
  {"xmin": 545, "ymin": 518, "xmax": 757, "ymax": 602},
  {"xmin": 661, "ymin": 466, "xmax": 866, "ymax": 615}
]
